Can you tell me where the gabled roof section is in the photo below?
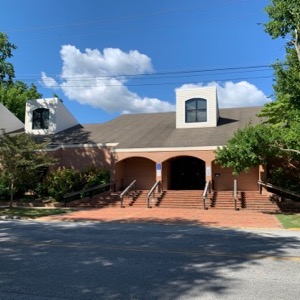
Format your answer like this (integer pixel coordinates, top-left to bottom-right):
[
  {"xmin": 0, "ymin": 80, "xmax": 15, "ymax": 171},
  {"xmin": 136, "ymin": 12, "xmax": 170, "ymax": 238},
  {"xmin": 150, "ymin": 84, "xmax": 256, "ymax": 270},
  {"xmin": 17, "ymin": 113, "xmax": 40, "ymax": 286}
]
[
  {"xmin": 39, "ymin": 106, "xmax": 263, "ymax": 149},
  {"xmin": 0, "ymin": 103, "xmax": 24, "ymax": 133},
  {"xmin": 25, "ymin": 98, "xmax": 79, "ymax": 135}
]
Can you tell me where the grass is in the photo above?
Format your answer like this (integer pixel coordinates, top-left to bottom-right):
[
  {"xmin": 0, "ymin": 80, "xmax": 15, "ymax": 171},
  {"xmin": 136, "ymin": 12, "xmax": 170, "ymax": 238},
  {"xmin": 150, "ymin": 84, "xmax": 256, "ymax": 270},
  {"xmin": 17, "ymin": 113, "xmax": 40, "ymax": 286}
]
[
  {"xmin": 276, "ymin": 213, "xmax": 300, "ymax": 229},
  {"xmin": 0, "ymin": 207, "xmax": 74, "ymax": 219}
]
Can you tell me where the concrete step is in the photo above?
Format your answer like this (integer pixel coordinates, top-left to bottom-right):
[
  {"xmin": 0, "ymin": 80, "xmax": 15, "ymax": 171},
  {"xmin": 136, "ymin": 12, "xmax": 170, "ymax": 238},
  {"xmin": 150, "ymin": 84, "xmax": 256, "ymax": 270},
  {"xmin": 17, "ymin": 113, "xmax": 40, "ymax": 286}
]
[{"xmin": 67, "ymin": 190, "xmax": 283, "ymax": 212}]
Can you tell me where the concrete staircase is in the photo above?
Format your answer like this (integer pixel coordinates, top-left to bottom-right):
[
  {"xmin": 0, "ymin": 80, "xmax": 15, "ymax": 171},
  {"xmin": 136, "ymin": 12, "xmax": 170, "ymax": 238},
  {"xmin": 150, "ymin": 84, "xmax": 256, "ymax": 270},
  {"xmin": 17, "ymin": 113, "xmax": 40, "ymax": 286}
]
[
  {"xmin": 67, "ymin": 191, "xmax": 121, "ymax": 208},
  {"xmin": 156, "ymin": 190, "xmax": 202, "ymax": 209},
  {"xmin": 122, "ymin": 190, "xmax": 148, "ymax": 207},
  {"xmin": 209, "ymin": 191, "xmax": 236, "ymax": 210},
  {"xmin": 67, "ymin": 189, "xmax": 281, "ymax": 212},
  {"xmin": 209, "ymin": 191, "xmax": 280, "ymax": 212},
  {"xmin": 240, "ymin": 191, "xmax": 279, "ymax": 212}
]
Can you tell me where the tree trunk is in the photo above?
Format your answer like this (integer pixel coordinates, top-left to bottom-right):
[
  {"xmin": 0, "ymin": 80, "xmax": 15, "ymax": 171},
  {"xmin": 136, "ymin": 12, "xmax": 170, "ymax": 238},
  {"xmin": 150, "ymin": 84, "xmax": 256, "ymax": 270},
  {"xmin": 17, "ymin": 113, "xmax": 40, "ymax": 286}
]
[
  {"xmin": 293, "ymin": 29, "xmax": 300, "ymax": 64},
  {"xmin": 9, "ymin": 180, "xmax": 14, "ymax": 208}
]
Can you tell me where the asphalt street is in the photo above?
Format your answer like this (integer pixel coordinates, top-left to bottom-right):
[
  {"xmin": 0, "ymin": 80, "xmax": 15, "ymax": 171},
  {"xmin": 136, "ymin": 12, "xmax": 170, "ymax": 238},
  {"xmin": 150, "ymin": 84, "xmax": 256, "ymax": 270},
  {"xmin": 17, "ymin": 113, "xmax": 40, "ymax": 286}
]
[{"xmin": 0, "ymin": 220, "xmax": 300, "ymax": 299}]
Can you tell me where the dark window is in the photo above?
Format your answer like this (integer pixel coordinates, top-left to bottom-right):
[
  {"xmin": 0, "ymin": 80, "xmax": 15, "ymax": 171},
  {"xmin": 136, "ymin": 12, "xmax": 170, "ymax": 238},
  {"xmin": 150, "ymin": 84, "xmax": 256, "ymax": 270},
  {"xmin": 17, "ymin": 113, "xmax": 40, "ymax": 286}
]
[
  {"xmin": 185, "ymin": 98, "xmax": 207, "ymax": 123},
  {"xmin": 32, "ymin": 108, "xmax": 49, "ymax": 129}
]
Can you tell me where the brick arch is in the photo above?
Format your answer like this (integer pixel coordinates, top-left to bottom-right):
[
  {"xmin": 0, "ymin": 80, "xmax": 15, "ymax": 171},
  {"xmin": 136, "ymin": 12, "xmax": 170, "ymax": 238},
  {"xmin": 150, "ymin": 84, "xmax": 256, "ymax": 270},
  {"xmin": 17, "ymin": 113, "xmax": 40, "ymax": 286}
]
[
  {"xmin": 162, "ymin": 155, "xmax": 206, "ymax": 190},
  {"xmin": 116, "ymin": 154, "xmax": 156, "ymax": 164},
  {"xmin": 161, "ymin": 153, "xmax": 205, "ymax": 164},
  {"xmin": 115, "ymin": 156, "xmax": 156, "ymax": 191}
]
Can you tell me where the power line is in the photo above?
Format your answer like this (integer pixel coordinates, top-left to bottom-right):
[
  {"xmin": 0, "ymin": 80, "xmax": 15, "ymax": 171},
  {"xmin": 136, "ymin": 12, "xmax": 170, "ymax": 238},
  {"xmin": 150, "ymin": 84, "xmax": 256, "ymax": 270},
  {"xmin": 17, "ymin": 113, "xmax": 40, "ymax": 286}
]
[
  {"xmin": 34, "ymin": 75, "xmax": 273, "ymax": 88},
  {"xmin": 39, "ymin": 68, "xmax": 272, "ymax": 83},
  {"xmin": 15, "ymin": 64, "xmax": 274, "ymax": 81}
]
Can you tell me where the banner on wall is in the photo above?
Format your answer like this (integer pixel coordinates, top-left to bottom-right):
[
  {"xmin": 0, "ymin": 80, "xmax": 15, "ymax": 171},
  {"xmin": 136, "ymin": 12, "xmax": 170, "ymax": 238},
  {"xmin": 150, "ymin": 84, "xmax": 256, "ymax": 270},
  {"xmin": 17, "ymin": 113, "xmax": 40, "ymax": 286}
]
[
  {"xmin": 156, "ymin": 163, "xmax": 161, "ymax": 176},
  {"xmin": 206, "ymin": 166, "xmax": 211, "ymax": 177}
]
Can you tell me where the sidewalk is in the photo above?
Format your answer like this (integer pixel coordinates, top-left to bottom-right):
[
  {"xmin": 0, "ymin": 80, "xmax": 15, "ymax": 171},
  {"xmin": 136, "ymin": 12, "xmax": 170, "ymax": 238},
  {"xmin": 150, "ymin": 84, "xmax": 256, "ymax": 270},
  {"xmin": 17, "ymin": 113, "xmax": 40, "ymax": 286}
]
[{"xmin": 39, "ymin": 207, "xmax": 283, "ymax": 229}]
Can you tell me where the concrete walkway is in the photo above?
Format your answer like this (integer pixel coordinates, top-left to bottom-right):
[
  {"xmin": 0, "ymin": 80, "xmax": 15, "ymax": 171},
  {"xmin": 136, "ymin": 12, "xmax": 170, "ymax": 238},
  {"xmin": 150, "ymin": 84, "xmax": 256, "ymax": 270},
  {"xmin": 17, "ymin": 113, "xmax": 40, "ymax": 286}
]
[{"xmin": 39, "ymin": 207, "xmax": 283, "ymax": 229}]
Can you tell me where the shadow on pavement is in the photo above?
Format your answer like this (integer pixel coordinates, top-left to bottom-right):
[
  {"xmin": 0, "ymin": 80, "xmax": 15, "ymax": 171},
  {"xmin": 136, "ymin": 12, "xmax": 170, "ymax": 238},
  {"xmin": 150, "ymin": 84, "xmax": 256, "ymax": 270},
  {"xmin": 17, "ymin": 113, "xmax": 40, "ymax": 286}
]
[{"xmin": 0, "ymin": 220, "xmax": 299, "ymax": 299}]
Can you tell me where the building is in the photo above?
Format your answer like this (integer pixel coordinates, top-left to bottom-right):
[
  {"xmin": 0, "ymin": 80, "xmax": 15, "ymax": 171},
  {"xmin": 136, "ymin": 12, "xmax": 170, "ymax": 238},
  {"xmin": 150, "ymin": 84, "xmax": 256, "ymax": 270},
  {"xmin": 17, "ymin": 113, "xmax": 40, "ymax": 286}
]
[
  {"xmin": 0, "ymin": 102, "xmax": 24, "ymax": 134},
  {"xmin": 23, "ymin": 86, "xmax": 265, "ymax": 193}
]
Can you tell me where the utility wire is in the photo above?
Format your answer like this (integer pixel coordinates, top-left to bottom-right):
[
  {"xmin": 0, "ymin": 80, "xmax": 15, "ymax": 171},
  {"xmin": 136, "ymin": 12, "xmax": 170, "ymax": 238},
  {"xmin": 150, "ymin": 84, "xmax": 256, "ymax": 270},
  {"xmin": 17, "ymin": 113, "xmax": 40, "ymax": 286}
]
[
  {"xmin": 15, "ymin": 64, "xmax": 274, "ymax": 81},
  {"xmin": 34, "ymin": 75, "xmax": 273, "ymax": 88}
]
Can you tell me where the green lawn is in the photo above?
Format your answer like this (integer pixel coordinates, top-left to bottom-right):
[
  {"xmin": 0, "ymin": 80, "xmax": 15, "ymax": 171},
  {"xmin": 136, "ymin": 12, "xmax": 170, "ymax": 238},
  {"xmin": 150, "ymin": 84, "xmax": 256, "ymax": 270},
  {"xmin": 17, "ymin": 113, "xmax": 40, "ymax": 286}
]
[
  {"xmin": 276, "ymin": 213, "xmax": 300, "ymax": 229},
  {"xmin": 0, "ymin": 207, "xmax": 74, "ymax": 219}
]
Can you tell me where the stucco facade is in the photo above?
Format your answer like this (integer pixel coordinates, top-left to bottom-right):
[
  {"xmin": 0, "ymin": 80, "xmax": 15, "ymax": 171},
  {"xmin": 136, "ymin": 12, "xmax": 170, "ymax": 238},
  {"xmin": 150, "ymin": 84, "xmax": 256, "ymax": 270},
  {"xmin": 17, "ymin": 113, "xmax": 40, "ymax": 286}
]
[{"xmin": 45, "ymin": 145, "xmax": 264, "ymax": 192}]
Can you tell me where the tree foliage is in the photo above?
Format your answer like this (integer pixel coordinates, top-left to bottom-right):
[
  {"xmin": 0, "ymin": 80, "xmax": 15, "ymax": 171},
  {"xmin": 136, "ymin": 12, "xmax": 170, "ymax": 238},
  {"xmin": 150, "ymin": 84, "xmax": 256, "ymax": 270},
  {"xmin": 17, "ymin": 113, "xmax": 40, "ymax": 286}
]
[
  {"xmin": 258, "ymin": 48, "xmax": 300, "ymax": 125},
  {"xmin": 0, "ymin": 32, "xmax": 16, "ymax": 85},
  {"xmin": 265, "ymin": 0, "xmax": 300, "ymax": 62},
  {"xmin": 0, "ymin": 32, "xmax": 42, "ymax": 121},
  {"xmin": 0, "ymin": 131, "xmax": 55, "ymax": 206},
  {"xmin": 260, "ymin": 1, "xmax": 300, "ymax": 124},
  {"xmin": 215, "ymin": 0, "xmax": 300, "ymax": 192},
  {"xmin": 215, "ymin": 124, "xmax": 280, "ymax": 175},
  {"xmin": 0, "ymin": 81, "xmax": 42, "ymax": 122},
  {"xmin": 37, "ymin": 167, "xmax": 110, "ymax": 201}
]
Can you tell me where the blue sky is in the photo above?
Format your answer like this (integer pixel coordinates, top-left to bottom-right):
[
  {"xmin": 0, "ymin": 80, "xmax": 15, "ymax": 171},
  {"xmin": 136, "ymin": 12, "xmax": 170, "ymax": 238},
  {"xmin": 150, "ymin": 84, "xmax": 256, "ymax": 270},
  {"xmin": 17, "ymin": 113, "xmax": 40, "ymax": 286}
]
[{"xmin": 1, "ymin": 0, "xmax": 285, "ymax": 124}]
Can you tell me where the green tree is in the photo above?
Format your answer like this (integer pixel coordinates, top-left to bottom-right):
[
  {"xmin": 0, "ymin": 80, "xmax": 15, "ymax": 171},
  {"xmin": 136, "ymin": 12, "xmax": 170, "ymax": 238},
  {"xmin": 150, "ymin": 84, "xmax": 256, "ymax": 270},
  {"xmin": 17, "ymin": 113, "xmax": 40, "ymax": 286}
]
[
  {"xmin": 0, "ymin": 32, "xmax": 42, "ymax": 121},
  {"xmin": 0, "ymin": 32, "xmax": 16, "ymax": 85},
  {"xmin": 265, "ymin": 0, "xmax": 300, "ymax": 63},
  {"xmin": 0, "ymin": 81, "xmax": 42, "ymax": 122},
  {"xmin": 260, "ymin": 0, "xmax": 300, "ymax": 122},
  {"xmin": 215, "ymin": 124, "xmax": 280, "ymax": 175},
  {"xmin": 215, "ymin": 0, "xmax": 300, "ymax": 191},
  {"xmin": 259, "ymin": 48, "xmax": 300, "ymax": 125},
  {"xmin": 0, "ymin": 131, "xmax": 55, "ymax": 207}
]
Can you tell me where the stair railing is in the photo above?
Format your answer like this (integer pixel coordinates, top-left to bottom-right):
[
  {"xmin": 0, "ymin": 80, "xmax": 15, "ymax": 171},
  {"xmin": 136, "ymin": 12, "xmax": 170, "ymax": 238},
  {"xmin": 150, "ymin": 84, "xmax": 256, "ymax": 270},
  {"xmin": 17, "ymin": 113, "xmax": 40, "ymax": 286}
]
[
  {"xmin": 63, "ymin": 182, "xmax": 115, "ymax": 207},
  {"xmin": 120, "ymin": 180, "xmax": 137, "ymax": 208},
  {"xmin": 258, "ymin": 180, "xmax": 300, "ymax": 200},
  {"xmin": 233, "ymin": 179, "xmax": 238, "ymax": 210},
  {"xmin": 147, "ymin": 181, "xmax": 161, "ymax": 208},
  {"xmin": 202, "ymin": 181, "xmax": 210, "ymax": 210}
]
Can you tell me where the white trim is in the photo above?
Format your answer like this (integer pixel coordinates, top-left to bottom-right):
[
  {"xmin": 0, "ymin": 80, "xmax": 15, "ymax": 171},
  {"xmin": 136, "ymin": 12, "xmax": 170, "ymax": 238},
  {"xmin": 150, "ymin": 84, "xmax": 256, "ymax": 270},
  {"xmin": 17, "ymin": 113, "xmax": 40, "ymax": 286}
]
[
  {"xmin": 176, "ymin": 86, "xmax": 218, "ymax": 129},
  {"xmin": 44, "ymin": 143, "xmax": 220, "ymax": 153},
  {"xmin": 44, "ymin": 143, "xmax": 119, "ymax": 152},
  {"xmin": 113, "ymin": 146, "xmax": 219, "ymax": 153}
]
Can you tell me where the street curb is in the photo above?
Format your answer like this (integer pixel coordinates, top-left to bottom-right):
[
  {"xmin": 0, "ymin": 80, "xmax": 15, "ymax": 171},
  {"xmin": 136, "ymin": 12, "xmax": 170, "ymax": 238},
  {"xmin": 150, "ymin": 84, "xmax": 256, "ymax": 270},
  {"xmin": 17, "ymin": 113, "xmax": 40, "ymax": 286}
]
[{"xmin": 0, "ymin": 215, "xmax": 27, "ymax": 220}]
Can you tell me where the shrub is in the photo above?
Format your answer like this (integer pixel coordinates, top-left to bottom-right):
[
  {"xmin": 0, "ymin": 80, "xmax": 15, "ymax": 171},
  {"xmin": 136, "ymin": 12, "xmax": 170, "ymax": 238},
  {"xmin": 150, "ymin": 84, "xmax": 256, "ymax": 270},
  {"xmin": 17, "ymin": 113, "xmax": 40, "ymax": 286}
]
[
  {"xmin": 38, "ymin": 167, "xmax": 110, "ymax": 201},
  {"xmin": 0, "ymin": 174, "xmax": 9, "ymax": 199},
  {"xmin": 0, "ymin": 170, "xmax": 43, "ymax": 200},
  {"xmin": 81, "ymin": 167, "xmax": 110, "ymax": 187}
]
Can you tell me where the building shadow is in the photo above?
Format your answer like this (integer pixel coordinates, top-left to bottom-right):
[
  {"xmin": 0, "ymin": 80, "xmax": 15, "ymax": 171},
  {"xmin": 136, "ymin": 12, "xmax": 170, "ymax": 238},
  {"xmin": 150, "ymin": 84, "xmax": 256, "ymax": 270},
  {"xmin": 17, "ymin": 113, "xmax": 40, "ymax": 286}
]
[{"xmin": 0, "ymin": 220, "xmax": 299, "ymax": 299}]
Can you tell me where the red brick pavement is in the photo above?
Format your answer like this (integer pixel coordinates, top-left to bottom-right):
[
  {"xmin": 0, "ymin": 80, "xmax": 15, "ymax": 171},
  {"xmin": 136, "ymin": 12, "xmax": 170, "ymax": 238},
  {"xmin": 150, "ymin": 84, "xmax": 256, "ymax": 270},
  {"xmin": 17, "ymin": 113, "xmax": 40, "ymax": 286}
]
[{"xmin": 39, "ymin": 207, "xmax": 283, "ymax": 229}]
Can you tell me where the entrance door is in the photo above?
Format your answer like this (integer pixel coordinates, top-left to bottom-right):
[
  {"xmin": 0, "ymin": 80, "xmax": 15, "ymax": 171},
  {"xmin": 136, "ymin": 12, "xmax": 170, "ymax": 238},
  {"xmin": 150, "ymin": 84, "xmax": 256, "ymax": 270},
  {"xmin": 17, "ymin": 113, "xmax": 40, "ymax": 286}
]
[{"xmin": 170, "ymin": 156, "xmax": 205, "ymax": 190}]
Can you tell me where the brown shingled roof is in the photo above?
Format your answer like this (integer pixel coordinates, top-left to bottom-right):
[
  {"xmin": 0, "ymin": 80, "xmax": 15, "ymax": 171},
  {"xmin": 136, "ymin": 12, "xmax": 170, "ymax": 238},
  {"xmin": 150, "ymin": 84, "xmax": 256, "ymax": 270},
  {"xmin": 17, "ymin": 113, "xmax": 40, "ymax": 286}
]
[{"xmin": 42, "ymin": 106, "xmax": 263, "ymax": 149}]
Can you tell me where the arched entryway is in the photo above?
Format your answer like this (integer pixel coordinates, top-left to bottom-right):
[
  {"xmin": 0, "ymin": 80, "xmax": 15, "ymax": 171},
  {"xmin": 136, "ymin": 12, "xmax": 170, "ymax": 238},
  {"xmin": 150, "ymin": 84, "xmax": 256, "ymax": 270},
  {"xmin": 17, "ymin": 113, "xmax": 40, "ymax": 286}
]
[
  {"xmin": 115, "ymin": 157, "xmax": 156, "ymax": 190},
  {"xmin": 165, "ymin": 156, "xmax": 206, "ymax": 190}
]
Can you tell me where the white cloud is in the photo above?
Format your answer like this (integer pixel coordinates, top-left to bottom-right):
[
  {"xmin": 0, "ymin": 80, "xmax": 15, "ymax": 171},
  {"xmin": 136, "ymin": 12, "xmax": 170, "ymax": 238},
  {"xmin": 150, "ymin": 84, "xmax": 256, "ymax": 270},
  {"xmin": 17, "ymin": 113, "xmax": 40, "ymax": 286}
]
[
  {"xmin": 41, "ymin": 45, "xmax": 175, "ymax": 114},
  {"xmin": 41, "ymin": 72, "xmax": 59, "ymax": 89},
  {"xmin": 178, "ymin": 81, "xmax": 270, "ymax": 108},
  {"xmin": 42, "ymin": 46, "xmax": 269, "ymax": 113}
]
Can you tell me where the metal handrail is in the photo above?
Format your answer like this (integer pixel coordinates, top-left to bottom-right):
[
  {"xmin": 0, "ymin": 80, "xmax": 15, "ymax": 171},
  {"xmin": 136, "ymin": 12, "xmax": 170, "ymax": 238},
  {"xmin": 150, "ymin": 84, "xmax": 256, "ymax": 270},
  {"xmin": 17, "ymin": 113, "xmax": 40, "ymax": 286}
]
[
  {"xmin": 258, "ymin": 180, "xmax": 300, "ymax": 199},
  {"xmin": 63, "ymin": 182, "xmax": 115, "ymax": 207},
  {"xmin": 63, "ymin": 182, "xmax": 114, "ymax": 199},
  {"xmin": 233, "ymin": 179, "xmax": 238, "ymax": 210},
  {"xmin": 202, "ymin": 181, "xmax": 210, "ymax": 210},
  {"xmin": 120, "ymin": 180, "xmax": 137, "ymax": 208},
  {"xmin": 147, "ymin": 181, "xmax": 161, "ymax": 208}
]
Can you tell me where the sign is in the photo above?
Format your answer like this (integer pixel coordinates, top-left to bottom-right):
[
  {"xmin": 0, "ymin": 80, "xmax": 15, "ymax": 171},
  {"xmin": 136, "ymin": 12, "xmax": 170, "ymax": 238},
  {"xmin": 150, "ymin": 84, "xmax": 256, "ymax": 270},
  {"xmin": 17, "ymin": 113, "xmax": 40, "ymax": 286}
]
[
  {"xmin": 156, "ymin": 163, "xmax": 161, "ymax": 176},
  {"xmin": 206, "ymin": 166, "xmax": 211, "ymax": 177}
]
